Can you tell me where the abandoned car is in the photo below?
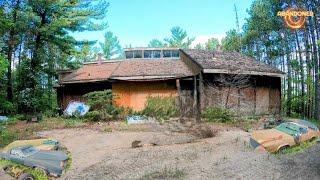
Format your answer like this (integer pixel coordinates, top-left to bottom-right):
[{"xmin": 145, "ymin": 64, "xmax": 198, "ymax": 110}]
[
  {"xmin": 2, "ymin": 139, "xmax": 60, "ymax": 152},
  {"xmin": 0, "ymin": 145, "xmax": 68, "ymax": 177},
  {"xmin": 250, "ymin": 120, "xmax": 320, "ymax": 153}
]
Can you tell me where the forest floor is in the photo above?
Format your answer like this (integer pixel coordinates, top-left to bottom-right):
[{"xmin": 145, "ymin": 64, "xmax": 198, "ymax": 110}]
[{"xmin": 36, "ymin": 121, "xmax": 320, "ymax": 180}]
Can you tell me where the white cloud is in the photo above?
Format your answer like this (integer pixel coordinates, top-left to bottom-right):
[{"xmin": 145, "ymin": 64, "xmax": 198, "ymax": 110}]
[{"xmin": 191, "ymin": 34, "xmax": 225, "ymax": 48}]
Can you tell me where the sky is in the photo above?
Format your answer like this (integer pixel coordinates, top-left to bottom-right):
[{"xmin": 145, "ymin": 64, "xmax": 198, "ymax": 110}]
[{"xmin": 72, "ymin": 0, "xmax": 254, "ymax": 48}]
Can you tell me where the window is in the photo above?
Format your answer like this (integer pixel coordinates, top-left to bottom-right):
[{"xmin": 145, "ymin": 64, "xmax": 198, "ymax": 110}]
[
  {"xmin": 163, "ymin": 50, "xmax": 180, "ymax": 58},
  {"xmin": 171, "ymin": 50, "xmax": 179, "ymax": 57},
  {"xmin": 125, "ymin": 51, "xmax": 133, "ymax": 59},
  {"xmin": 163, "ymin": 50, "xmax": 171, "ymax": 58},
  {"xmin": 133, "ymin": 50, "xmax": 142, "ymax": 58},
  {"xmin": 153, "ymin": 50, "xmax": 161, "ymax": 58},
  {"xmin": 144, "ymin": 50, "xmax": 161, "ymax": 58},
  {"xmin": 144, "ymin": 50, "xmax": 152, "ymax": 58}
]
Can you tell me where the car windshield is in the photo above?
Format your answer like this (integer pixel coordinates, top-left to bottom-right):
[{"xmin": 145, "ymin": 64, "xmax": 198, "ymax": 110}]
[
  {"xmin": 21, "ymin": 146, "xmax": 39, "ymax": 156},
  {"xmin": 296, "ymin": 120, "xmax": 318, "ymax": 131},
  {"xmin": 275, "ymin": 122, "xmax": 302, "ymax": 136}
]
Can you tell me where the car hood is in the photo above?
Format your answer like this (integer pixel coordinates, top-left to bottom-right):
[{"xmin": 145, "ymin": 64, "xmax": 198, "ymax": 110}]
[
  {"xmin": 28, "ymin": 150, "xmax": 68, "ymax": 161},
  {"xmin": 251, "ymin": 129, "xmax": 291, "ymax": 144}
]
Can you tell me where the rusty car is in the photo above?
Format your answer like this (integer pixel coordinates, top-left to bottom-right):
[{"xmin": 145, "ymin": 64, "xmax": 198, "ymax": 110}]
[{"xmin": 250, "ymin": 120, "xmax": 319, "ymax": 153}]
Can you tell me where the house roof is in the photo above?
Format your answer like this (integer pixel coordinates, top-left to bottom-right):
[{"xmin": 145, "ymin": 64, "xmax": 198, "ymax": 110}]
[
  {"xmin": 59, "ymin": 49, "xmax": 284, "ymax": 84},
  {"xmin": 110, "ymin": 58, "xmax": 194, "ymax": 80},
  {"xmin": 59, "ymin": 58, "xmax": 194, "ymax": 83},
  {"xmin": 181, "ymin": 49, "xmax": 284, "ymax": 77},
  {"xmin": 60, "ymin": 60, "xmax": 121, "ymax": 83}
]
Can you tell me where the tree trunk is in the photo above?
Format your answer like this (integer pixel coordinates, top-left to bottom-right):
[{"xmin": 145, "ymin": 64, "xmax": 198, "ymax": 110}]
[
  {"xmin": 286, "ymin": 44, "xmax": 292, "ymax": 117},
  {"xmin": 295, "ymin": 31, "xmax": 305, "ymax": 111}
]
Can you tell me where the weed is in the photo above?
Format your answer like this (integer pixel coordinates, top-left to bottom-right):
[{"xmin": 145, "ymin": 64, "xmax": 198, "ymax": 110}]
[
  {"xmin": 103, "ymin": 126, "xmax": 113, "ymax": 132},
  {"xmin": 0, "ymin": 159, "xmax": 48, "ymax": 180},
  {"xmin": 142, "ymin": 96, "xmax": 179, "ymax": 121},
  {"xmin": 0, "ymin": 128, "xmax": 19, "ymax": 148},
  {"xmin": 201, "ymin": 106, "xmax": 233, "ymax": 123},
  {"xmin": 143, "ymin": 166, "xmax": 185, "ymax": 180},
  {"xmin": 65, "ymin": 151, "xmax": 72, "ymax": 172},
  {"xmin": 192, "ymin": 126, "xmax": 218, "ymax": 138},
  {"xmin": 278, "ymin": 139, "xmax": 317, "ymax": 154}
]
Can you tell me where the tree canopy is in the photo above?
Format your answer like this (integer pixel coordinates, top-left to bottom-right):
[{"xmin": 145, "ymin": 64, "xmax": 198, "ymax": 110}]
[{"xmin": 99, "ymin": 31, "xmax": 123, "ymax": 59}]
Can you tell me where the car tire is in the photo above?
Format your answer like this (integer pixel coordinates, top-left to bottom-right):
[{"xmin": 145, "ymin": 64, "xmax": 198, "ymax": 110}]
[
  {"xmin": 2, "ymin": 165, "xmax": 12, "ymax": 172},
  {"xmin": 18, "ymin": 173, "xmax": 34, "ymax": 180},
  {"xmin": 278, "ymin": 145, "xmax": 289, "ymax": 153},
  {"xmin": 310, "ymin": 137, "xmax": 316, "ymax": 142},
  {"xmin": 34, "ymin": 167, "xmax": 48, "ymax": 175}
]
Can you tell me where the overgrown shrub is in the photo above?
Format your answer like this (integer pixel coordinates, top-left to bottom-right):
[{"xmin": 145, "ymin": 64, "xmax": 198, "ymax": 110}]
[
  {"xmin": 142, "ymin": 96, "xmax": 179, "ymax": 121},
  {"xmin": 84, "ymin": 111, "xmax": 102, "ymax": 122},
  {"xmin": 0, "ymin": 128, "xmax": 18, "ymax": 148},
  {"xmin": 0, "ymin": 99, "xmax": 15, "ymax": 115},
  {"xmin": 84, "ymin": 90, "xmax": 113, "ymax": 110},
  {"xmin": 201, "ymin": 106, "xmax": 233, "ymax": 123},
  {"xmin": 83, "ymin": 90, "xmax": 124, "ymax": 121}
]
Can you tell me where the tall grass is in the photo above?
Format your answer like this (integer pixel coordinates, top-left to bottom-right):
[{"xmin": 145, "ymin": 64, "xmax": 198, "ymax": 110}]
[{"xmin": 142, "ymin": 96, "xmax": 179, "ymax": 121}]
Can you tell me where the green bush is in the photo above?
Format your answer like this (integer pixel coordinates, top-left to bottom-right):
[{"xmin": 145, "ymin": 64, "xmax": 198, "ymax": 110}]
[
  {"xmin": 142, "ymin": 96, "xmax": 179, "ymax": 121},
  {"xmin": 84, "ymin": 111, "xmax": 101, "ymax": 122},
  {"xmin": 202, "ymin": 106, "xmax": 233, "ymax": 123},
  {"xmin": 83, "ymin": 90, "xmax": 113, "ymax": 111},
  {"xmin": 0, "ymin": 100, "xmax": 15, "ymax": 115},
  {"xmin": 83, "ymin": 90, "xmax": 124, "ymax": 121},
  {"xmin": 0, "ymin": 128, "xmax": 19, "ymax": 148}
]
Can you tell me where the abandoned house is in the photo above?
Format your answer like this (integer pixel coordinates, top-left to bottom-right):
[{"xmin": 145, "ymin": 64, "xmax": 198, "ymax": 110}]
[{"xmin": 56, "ymin": 48, "xmax": 284, "ymax": 118}]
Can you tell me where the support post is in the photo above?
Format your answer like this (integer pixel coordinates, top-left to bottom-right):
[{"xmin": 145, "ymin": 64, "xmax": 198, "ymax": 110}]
[
  {"xmin": 176, "ymin": 79, "xmax": 183, "ymax": 123},
  {"xmin": 198, "ymin": 73, "xmax": 203, "ymax": 122},
  {"xmin": 193, "ymin": 75, "xmax": 200, "ymax": 122}
]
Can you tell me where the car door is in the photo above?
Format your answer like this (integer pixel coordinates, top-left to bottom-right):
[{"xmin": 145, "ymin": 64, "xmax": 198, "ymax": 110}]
[{"xmin": 299, "ymin": 127, "xmax": 310, "ymax": 142}]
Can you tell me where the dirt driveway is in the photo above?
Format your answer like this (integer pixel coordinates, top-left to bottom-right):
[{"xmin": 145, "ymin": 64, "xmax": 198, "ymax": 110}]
[{"xmin": 40, "ymin": 127, "xmax": 320, "ymax": 180}]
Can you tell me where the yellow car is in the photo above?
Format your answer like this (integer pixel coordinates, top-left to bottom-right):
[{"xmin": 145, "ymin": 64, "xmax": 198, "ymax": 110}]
[
  {"xmin": 2, "ymin": 139, "xmax": 59, "ymax": 152},
  {"xmin": 250, "ymin": 120, "xmax": 320, "ymax": 153}
]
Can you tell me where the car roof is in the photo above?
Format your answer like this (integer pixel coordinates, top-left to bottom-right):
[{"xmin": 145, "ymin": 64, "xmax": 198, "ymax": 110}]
[{"xmin": 11, "ymin": 145, "xmax": 33, "ymax": 151}]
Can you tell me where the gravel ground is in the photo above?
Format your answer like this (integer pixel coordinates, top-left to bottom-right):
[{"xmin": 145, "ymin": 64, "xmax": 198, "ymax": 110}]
[{"xmin": 40, "ymin": 126, "xmax": 320, "ymax": 180}]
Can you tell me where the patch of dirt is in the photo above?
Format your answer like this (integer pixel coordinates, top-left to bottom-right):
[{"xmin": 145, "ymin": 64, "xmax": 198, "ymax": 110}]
[{"xmin": 39, "ymin": 123, "xmax": 320, "ymax": 179}]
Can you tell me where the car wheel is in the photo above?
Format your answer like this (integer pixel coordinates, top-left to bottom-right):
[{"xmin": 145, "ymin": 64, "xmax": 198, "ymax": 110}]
[
  {"xmin": 2, "ymin": 165, "xmax": 12, "ymax": 172},
  {"xmin": 18, "ymin": 173, "xmax": 34, "ymax": 180},
  {"xmin": 278, "ymin": 145, "xmax": 289, "ymax": 153},
  {"xmin": 310, "ymin": 137, "xmax": 316, "ymax": 142},
  {"xmin": 34, "ymin": 167, "xmax": 48, "ymax": 175}
]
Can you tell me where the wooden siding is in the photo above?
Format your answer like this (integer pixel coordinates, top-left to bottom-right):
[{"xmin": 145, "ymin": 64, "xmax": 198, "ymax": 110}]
[
  {"xmin": 112, "ymin": 80, "xmax": 177, "ymax": 111},
  {"xmin": 200, "ymin": 75, "xmax": 281, "ymax": 116}
]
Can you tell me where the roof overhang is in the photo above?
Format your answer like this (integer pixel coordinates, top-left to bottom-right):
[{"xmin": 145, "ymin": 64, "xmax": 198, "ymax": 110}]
[
  {"xmin": 59, "ymin": 78, "xmax": 110, "ymax": 84},
  {"xmin": 203, "ymin": 69, "xmax": 285, "ymax": 77},
  {"xmin": 110, "ymin": 75, "xmax": 178, "ymax": 81}
]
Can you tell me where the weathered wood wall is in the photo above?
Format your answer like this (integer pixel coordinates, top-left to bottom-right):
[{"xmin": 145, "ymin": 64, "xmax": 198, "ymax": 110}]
[{"xmin": 200, "ymin": 74, "xmax": 281, "ymax": 116}]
